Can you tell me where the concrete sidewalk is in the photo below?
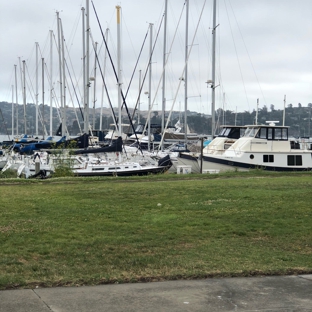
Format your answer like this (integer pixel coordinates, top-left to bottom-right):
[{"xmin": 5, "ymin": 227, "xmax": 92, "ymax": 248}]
[{"xmin": 1, "ymin": 275, "xmax": 312, "ymax": 312}]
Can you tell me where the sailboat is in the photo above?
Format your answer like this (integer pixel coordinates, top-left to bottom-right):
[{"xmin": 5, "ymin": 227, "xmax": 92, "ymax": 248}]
[
  {"xmin": 0, "ymin": 148, "xmax": 8, "ymax": 170},
  {"xmin": 72, "ymin": 137, "xmax": 171, "ymax": 176}
]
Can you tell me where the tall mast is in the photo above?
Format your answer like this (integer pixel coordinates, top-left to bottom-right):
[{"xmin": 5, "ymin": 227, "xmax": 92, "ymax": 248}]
[
  {"xmin": 18, "ymin": 57, "xmax": 24, "ymax": 134},
  {"xmin": 92, "ymin": 41, "xmax": 98, "ymax": 130},
  {"xmin": 35, "ymin": 42, "xmax": 39, "ymax": 136},
  {"xmin": 11, "ymin": 85, "xmax": 14, "ymax": 137},
  {"xmin": 82, "ymin": 7, "xmax": 87, "ymax": 133},
  {"xmin": 138, "ymin": 69, "xmax": 141, "ymax": 125},
  {"xmin": 222, "ymin": 92, "xmax": 225, "ymax": 125},
  {"xmin": 22, "ymin": 60, "xmax": 27, "ymax": 134},
  {"xmin": 85, "ymin": 0, "xmax": 90, "ymax": 134},
  {"xmin": 184, "ymin": 0, "xmax": 189, "ymax": 143},
  {"xmin": 211, "ymin": 0, "xmax": 217, "ymax": 137},
  {"xmin": 256, "ymin": 98, "xmax": 259, "ymax": 125},
  {"xmin": 116, "ymin": 5, "xmax": 122, "ymax": 139},
  {"xmin": 161, "ymin": 0, "xmax": 168, "ymax": 151},
  {"xmin": 100, "ymin": 28, "xmax": 109, "ymax": 131},
  {"xmin": 42, "ymin": 58, "xmax": 45, "ymax": 138},
  {"xmin": 50, "ymin": 30, "xmax": 53, "ymax": 137},
  {"xmin": 60, "ymin": 19, "xmax": 66, "ymax": 136},
  {"xmin": 148, "ymin": 23, "xmax": 153, "ymax": 152},
  {"xmin": 56, "ymin": 11, "xmax": 64, "ymax": 136},
  {"xmin": 14, "ymin": 64, "xmax": 18, "ymax": 135}
]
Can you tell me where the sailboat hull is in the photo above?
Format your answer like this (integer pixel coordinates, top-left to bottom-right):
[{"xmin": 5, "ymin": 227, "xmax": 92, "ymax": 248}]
[
  {"xmin": 74, "ymin": 166, "xmax": 170, "ymax": 177},
  {"xmin": 73, "ymin": 154, "xmax": 172, "ymax": 177}
]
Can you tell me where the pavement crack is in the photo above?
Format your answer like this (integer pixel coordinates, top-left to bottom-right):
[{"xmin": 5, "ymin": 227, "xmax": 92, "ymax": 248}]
[
  {"xmin": 218, "ymin": 283, "xmax": 238, "ymax": 311},
  {"xmin": 298, "ymin": 275, "xmax": 312, "ymax": 282},
  {"xmin": 32, "ymin": 289, "xmax": 54, "ymax": 311}
]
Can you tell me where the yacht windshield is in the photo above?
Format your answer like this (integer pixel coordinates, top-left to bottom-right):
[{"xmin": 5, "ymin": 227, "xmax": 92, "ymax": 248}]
[
  {"xmin": 218, "ymin": 128, "xmax": 231, "ymax": 137},
  {"xmin": 217, "ymin": 128, "xmax": 226, "ymax": 136},
  {"xmin": 244, "ymin": 127, "xmax": 260, "ymax": 137}
]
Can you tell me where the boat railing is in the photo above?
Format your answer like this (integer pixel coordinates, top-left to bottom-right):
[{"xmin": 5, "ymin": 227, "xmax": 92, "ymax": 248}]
[{"xmin": 298, "ymin": 138, "xmax": 312, "ymax": 150}]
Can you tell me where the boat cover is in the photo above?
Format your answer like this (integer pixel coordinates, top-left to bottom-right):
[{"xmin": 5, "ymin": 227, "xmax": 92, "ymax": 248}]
[{"xmin": 75, "ymin": 136, "xmax": 123, "ymax": 154}]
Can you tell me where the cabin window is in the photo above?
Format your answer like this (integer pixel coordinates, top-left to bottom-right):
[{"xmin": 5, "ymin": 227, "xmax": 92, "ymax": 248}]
[
  {"xmin": 281, "ymin": 128, "xmax": 288, "ymax": 140},
  {"xmin": 245, "ymin": 127, "xmax": 259, "ymax": 137},
  {"xmin": 287, "ymin": 155, "xmax": 302, "ymax": 166},
  {"xmin": 255, "ymin": 127, "xmax": 288, "ymax": 140},
  {"xmin": 263, "ymin": 155, "xmax": 274, "ymax": 163},
  {"xmin": 256, "ymin": 127, "xmax": 267, "ymax": 139},
  {"xmin": 108, "ymin": 167, "xmax": 121, "ymax": 170},
  {"xmin": 273, "ymin": 128, "xmax": 288, "ymax": 140},
  {"xmin": 274, "ymin": 128, "xmax": 282, "ymax": 140}
]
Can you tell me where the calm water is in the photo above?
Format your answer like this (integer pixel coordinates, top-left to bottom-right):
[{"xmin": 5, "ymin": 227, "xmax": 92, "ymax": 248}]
[
  {"xmin": 0, "ymin": 134, "xmax": 12, "ymax": 142},
  {"xmin": 0, "ymin": 134, "xmax": 44, "ymax": 143}
]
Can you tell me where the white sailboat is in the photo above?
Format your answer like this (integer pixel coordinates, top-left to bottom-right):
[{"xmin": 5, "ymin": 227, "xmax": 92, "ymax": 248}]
[
  {"xmin": 73, "ymin": 150, "xmax": 172, "ymax": 177},
  {"xmin": 70, "ymin": 5, "xmax": 173, "ymax": 177},
  {"xmin": 0, "ymin": 148, "xmax": 8, "ymax": 170}
]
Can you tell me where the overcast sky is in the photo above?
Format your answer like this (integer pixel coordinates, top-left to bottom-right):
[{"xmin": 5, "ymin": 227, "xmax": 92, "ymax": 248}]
[{"xmin": 1, "ymin": 0, "xmax": 311, "ymax": 117}]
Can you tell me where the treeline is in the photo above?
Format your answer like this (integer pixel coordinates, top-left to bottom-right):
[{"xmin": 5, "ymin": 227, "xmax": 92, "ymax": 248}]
[{"xmin": 1, "ymin": 101, "xmax": 311, "ymax": 137}]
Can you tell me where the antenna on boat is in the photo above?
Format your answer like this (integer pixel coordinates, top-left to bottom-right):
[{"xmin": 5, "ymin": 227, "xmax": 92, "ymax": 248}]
[{"xmin": 283, "ymin": 95, "xmax": 286, "ymax": 126}]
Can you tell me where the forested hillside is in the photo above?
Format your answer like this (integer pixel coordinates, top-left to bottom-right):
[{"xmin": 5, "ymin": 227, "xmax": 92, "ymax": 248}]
[{"xmin": 1, "ymin": 101, "xmax": 311, "ymax": 137}]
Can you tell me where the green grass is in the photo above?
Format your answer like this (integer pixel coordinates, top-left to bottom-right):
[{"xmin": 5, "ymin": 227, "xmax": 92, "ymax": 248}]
[{"xmin": 0, "ymin": 171, "xmax": 312, "ymax": 289}]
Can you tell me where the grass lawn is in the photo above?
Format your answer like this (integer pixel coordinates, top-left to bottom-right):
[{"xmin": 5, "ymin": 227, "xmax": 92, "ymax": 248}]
[{"xmin": 0, "ymin": 171, "xmax": 312, "ymax": 289}]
